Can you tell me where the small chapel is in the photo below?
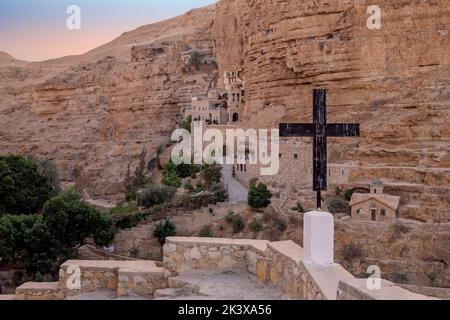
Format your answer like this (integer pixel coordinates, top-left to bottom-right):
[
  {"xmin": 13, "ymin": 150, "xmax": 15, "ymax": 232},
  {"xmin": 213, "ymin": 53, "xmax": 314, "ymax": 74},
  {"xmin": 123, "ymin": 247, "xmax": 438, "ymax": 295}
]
[{"xmin": 349, "ymin": 180, "xmax": 400, "ymax": 222}]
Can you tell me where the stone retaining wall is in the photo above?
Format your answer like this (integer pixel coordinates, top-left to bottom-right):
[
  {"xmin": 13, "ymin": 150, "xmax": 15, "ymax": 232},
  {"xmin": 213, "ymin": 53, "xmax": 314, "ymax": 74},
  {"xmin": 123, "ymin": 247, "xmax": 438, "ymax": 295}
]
[
  {"xmin": 59, "ymin": 260, "xmax": 166, "ymax": 297},
  {"xmin": 164, "ymin": 237, "xmax": 435, "ymax": 300}
]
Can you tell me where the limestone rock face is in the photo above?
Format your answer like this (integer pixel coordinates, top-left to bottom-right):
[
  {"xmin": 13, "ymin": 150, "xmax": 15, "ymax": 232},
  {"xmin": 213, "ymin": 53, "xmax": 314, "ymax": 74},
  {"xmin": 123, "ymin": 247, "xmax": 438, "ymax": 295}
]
[
  {"xmin": 0, "ymin": 6, "xmax": 217, "ymax": 200},
  {"xmin": 0, "ymin": 0, "xmax": 449, "ymax": 221},
  {"xmin": 212, "ymin": 0, "xmax": 450, "ymax": 222}
]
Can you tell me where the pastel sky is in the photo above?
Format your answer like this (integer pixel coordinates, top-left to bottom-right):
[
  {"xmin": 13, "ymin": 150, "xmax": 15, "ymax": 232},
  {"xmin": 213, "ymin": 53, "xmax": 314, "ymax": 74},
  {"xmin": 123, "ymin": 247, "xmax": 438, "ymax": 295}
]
[{"xmin": 0, "ymin": 0, "xmax": 217, "ymax": 62}]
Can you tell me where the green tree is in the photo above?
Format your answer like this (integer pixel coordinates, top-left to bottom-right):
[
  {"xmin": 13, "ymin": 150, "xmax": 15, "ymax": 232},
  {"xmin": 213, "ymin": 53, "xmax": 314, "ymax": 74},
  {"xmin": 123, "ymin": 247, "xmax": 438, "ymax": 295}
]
[
  {"xmin": 0, "ymin": 155, "xmax": 53, "ymax": 215},
  {"xmin": 248, "ymin": 183, "xmax": 272, "ymax": 209},
  {"xmin": 0, "ymin": 190, "xmax": 116, "ymax": 277}
]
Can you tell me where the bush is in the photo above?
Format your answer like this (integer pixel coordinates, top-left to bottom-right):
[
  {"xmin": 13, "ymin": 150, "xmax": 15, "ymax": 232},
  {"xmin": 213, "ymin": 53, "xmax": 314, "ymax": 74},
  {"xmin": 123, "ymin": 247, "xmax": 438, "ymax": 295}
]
[
  {"xmin": 392, "ymin": 272, "xmax": 409, "ymax": 284},
  {"xmin": 225, "ymin": 211, "xmax": 235, "ymax": 223},
  {"xmin": 341, "ymin": 243, "xmax": 363, "ymax": 262},
  {"xmin": 0, "ymin": 155, "xmax": 53, "ymax": 215},
  {"xmin": 181, "ymin": 115, "xmax": 192, "ymax": 133},
  {"xmin": 154, "ymin": 220, "xmax": 176, "ymax": 244},
  {"xmin": 248, "ymin": 183, "xmax": 272, "ymax": 209},
  {"xmin": 327, "ymin": 197, "xmax": 349, "ymax": 214},
  {"xmin": 291, "ymin": 202, "xmax": 304, "ymax": 213},
  {"xmin": 138, "ymin": 185, "xmax": 176, "ymax": 208},
  {"xmin": 249, "ymin": 218, "xmax": 263, "ymax": 233},
  {"xmin": 209, "ymin": 182, "xmax": 228, "ymax": 202},
  {"xmin": 198, "ymin": 225, "xmax": 212, "ymax": 238},
  {"xmin": 111, "ymin": 202, "xmax": 139, "ymax": 215},
  {"xmin": 201, "ymin": 165, "xmax": 222, "ymax": 187},
  {"xmin": 184, "ymin": 182, "xmax": 195, "ymax": 193},
  {"xmin": 274, "ymin": 218, "xmax": 288, "ymax": 232},
  {"xmin": 189, "ymin": 51, "xmax": 201, "ymax": 70},
  {"xmin": 34, "ymin": 158, "xmax": 60, "ymax": 197},
  {"xmin": 231, "ymin": 215, "xmax": 245, "ymax": 234},
  {"xmin": 344, "ymin": 189, "xmax": 354, "ymax": 201},
  {"xmin": 162, "ymin": 161, "xmax": 182, "ymax": 188}
]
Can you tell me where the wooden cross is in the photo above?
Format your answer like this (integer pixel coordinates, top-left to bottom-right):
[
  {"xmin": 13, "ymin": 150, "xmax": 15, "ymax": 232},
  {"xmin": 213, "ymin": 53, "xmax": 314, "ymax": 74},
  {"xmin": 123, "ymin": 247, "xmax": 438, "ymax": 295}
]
[{"xmin": 279, "ymin": 89, "xmax": 360, "ymax": 210}]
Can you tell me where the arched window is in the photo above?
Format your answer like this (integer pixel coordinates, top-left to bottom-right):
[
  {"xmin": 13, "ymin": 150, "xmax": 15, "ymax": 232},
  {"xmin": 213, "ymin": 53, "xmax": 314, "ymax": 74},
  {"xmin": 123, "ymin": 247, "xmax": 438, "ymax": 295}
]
[{"xmin": 232, "ymin": 113, "xmax": 239, "ymax": 122}]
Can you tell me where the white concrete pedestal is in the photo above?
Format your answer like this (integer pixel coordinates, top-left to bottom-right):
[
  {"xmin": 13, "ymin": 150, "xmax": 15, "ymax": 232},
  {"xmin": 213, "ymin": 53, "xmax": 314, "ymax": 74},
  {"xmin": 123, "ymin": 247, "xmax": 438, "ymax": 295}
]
[{"xmin": 303, "ymin": 210, "xmax": 334, "ymax": 265}]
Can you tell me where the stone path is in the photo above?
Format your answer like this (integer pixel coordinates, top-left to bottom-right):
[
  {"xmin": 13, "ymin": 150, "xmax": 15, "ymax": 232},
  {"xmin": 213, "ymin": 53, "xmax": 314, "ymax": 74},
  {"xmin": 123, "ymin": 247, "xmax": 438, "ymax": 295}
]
[
  {"xmin": 66, "ymin": 271, "xmax": 287, "ymax": 300},
  {"xmin": 155, "ymin": 271, "xmax": 288, "ymax": 300},
  {"xmin": 222, "ymin": 165, "xmax": 248, "ymax": 203}
]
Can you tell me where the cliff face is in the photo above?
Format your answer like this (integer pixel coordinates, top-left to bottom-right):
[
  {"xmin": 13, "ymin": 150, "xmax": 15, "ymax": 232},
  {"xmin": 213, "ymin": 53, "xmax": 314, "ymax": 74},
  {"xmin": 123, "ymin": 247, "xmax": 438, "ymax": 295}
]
[
  {"xmin": 212, "ymin": 0, "xmax": 450, "ymax": 222},
  {"xmin": 0, "ymin": 6, "xmax": 217, "ymax": 199},
  {"xmin": 0, "ymin": 0, "xmax": 449, "ymax": 220}
]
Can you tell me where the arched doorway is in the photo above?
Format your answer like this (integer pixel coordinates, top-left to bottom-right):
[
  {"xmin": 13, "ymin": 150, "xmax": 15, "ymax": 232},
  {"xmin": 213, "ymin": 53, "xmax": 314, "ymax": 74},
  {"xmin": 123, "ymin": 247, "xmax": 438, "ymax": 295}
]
[{"xmin": 232, "ymin": 113, "xmax": 239, "ymax": 123}]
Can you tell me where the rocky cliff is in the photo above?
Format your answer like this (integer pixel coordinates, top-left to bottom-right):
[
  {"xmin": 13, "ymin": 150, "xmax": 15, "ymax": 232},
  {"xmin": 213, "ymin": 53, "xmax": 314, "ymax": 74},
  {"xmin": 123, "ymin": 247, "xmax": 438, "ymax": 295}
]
[
  {"xmin": 213, "ymin": 0, "xmax": 450, "ymax": 222},
  {"xmin": 0, "ymin": 6, "xmax": 217, "ymax": 199},
  {"xmin": 0, "ymin": 0, "xmax": 449, "ymax": 221}
]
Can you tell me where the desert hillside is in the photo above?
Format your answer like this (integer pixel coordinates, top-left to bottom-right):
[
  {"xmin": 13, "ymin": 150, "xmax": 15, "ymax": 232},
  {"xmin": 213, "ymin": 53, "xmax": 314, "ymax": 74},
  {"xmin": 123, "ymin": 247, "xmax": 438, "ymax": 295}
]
[{"xmin": 0, "ymin": 5, "xmax": 217, "ymax": 199}]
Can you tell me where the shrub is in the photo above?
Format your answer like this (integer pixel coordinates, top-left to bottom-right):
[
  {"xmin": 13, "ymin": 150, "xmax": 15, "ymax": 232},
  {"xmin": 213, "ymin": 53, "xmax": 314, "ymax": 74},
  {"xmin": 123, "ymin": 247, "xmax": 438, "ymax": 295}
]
[
  {"xmin": 201, "ymin": 165, "xmax": 222, "ymax": 187},
  {"xmin": 184, "ymin": 182, "xmax": 195, "ymax": 193},
  {"xmin": 189, "ymin": 51, "xmax": 201, "ymax": 70},
  {"xmin": 34, "ymin": 158, "xmax": 60, "ymax": 197},
  {"xmin": 181, "ymin": 115, "xmax": 192, "ymax": 133},
  {"xmin": 154, "ymin": 220, "xmax": 176, "ymax": 244},
  {"xmin": 111, "ymin": 202, "xmax": 139, "ymax": 215},
  {"xmin": 335, "ymin": 187, "xmax": 343, "ymax": 197},
  {"xmin": 274, "ymin": 218, "xmax": 288, "ymax": 232},
  {"xmin": 291, "ymin": 202, "xmax": 304, "ymax": 213},
  {"xmin": 380, "ymin": 208, "xmax": 386, "ymax": 216},
  {"xmin": 162, "ymin": 161, "xmax": 182, "ymax": 188},
  {"xmin": 209, "ymin": 182, "xmax": 228, "ymax": 202},
  {"xmin": 198, "ymin": 226, "xmax": 212, "ymax": 238},
  {"xmin": 225, "ymin": 211, "xmax": 235, "ymax": 223},
  {"xmin": 248, "ymin": 183, "xmax": 272, "ymax": 209},
  {"xmin": 392, "ymin": 272, "xmax": 409, "ymax": 284},
  {"xmin": 327, "ymin": 197, "xmax": 349, "ymax": 214},
  {"xmin": 123, "ymin": 148, "xmax": 148, "ymax": 199},
  {"xmin": 0, "ymin": 155, "xmax": 53, "ymax": 215},
  {"xmin": 341, "ymin": 243, "xmax": 364, "ymax": 262},
  {"xmin": 231, "ymin": 215, "xmax": 245, "ymax": 234},
  {"xmin": 427, "ymin": 271, "xmax": 438, "ymax": 284},
  {"xmin": 344, "ymin": 189, "xmax": 354, "ymax": 201},
  {"xmin": 138, "ymin": 185, "xmax": 176, "ymax": 208},
  {"xmin": 249, "ymin": 218, "xmax": 263, "ymax": 233}
]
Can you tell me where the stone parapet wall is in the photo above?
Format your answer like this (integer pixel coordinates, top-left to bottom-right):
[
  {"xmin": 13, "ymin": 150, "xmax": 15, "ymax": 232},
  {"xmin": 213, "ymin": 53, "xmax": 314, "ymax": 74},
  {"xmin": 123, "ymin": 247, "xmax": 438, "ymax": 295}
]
[
  {"xmin": 58, "ymin": 260, "xmax": 166, "ymax": 298},
  {"xmin": 337, "ymin": 279, "xmax": 437, "ymax": 300},
  {"xmin": 163, "ymin": 237, "xmax": 268, "ymax": 275},
  {"xmin": 164, "ymin": 237, "xmax": 435, "ymax": 300},
  {"xmin": 15, "ymin": 282, "xmax": 64, "ymax": 300}
]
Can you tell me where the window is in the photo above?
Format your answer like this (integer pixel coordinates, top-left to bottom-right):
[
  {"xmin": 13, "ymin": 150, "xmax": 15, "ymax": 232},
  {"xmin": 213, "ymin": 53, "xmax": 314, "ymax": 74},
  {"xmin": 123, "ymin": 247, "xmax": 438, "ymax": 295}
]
[
  {"xmin": 279, "ymin": 153, "xmax": 282, "ymax": 158},
  {"xmin": 371, "ymin": 208, "xmax": 377, "ymax": 221},
  {"xmin": 294, "ymin": 154, "xmax": 298, "ymax": 159}
]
